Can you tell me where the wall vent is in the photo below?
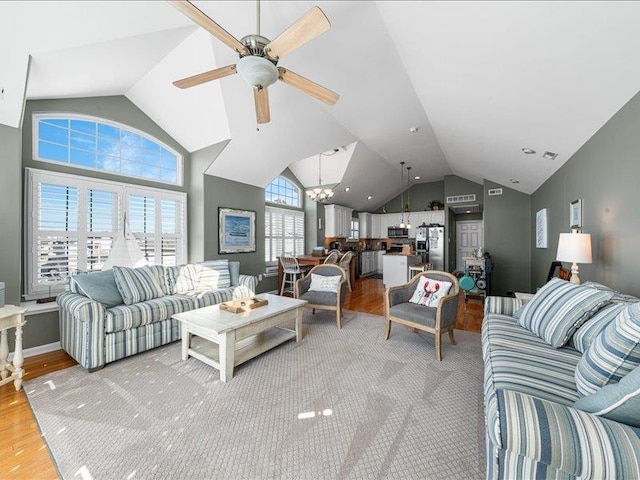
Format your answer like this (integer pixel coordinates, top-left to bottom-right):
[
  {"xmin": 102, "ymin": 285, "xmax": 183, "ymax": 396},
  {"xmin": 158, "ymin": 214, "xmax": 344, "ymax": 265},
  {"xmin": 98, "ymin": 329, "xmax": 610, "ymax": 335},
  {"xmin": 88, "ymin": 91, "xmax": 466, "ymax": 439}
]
[
  {"xmin": 488, "ymin": 188, "xmax": 503, "ymax": 196},
  {"xmin": 446, "ymin": 194, "xmax": 476, "ymax": 204}
]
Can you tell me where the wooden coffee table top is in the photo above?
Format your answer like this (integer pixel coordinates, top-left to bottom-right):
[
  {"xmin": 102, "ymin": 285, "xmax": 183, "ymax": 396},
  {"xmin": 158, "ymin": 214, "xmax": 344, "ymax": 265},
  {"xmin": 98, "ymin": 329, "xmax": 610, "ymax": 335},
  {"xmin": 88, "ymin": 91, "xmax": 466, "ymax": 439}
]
[{"xmin": 173, "ymin": 293, "xmax": 307, "ymax": 334}]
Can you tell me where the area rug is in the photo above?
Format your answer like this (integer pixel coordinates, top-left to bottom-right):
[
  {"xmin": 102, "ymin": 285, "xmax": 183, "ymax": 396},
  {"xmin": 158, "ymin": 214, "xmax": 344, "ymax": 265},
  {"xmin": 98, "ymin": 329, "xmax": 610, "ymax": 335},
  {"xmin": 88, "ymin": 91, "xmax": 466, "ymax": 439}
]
[{"xmin": 25, "ymin": 310, "xmax": 486, "ymax": 480}]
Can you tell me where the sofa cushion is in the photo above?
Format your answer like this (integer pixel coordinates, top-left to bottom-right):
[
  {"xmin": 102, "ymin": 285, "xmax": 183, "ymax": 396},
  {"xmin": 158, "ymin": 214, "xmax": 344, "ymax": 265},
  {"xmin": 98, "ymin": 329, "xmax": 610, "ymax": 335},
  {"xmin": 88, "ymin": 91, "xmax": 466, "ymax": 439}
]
[
  {"xmin": 389, "ymin": 302, "xmax": 437, "ymax": 328},
  {"xmin": 299, "ymin": 291, "xmax": 339, "ymax": 307},
  {"xmin": 575, "ymin": 303, "xmax": 640, "ymax": 396},
  {"xmin": 517, "ymin": 278, "xmax": 614, "ymax": 348},
  {"xmin": 71, "ymin": 269, "xmax": 123, "ymax": 308},
  {"xmin": 113, "ymin": 265, "xmax": 166, "ymax": 305},
  {"xmin": 190, "ymin": 286, "xmax": 252, "ymax": 309},
  {"xmin": 166, "ymin": 264, "xmax": 199, "ymax": 294},
  {"xmin": 570, "ymin": 303, "xmax": 626, "ymax": 353},
  {"xmin": 105, "ymin": 294, "xmax": 195, "ymax": 333},
  {"xmin": 197, "ymin": 260, "xmax": 231, "ymax": 290},
  {"xmin": 575, "ymin": 365, "xmax": 640, "ymax": 427}
]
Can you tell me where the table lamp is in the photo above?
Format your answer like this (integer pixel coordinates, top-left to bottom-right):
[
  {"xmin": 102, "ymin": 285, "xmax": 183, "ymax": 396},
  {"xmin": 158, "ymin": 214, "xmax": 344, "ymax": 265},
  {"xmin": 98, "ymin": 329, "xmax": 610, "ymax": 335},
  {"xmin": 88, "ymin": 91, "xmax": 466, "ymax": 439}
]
[{"xmin": 556, "ymin": 232, "xmax": 592, "ymax": 284}]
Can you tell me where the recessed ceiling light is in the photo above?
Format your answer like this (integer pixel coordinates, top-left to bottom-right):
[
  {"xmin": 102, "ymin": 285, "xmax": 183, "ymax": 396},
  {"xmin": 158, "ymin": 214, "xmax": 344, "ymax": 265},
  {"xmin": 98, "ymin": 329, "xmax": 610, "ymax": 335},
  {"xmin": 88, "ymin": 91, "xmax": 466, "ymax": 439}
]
[
  {"xmin": 409, "ymin": 127, "xmax": 419, "ymax": 133},
  {"xmin": 344, "ymin": 186, "xmax": 350, "ymax": 192},
  {"xmin": 521, "ymin": 148, "xmax": 536, "ymax": 155},
  {"xmin": 510, "ymin": 179, "xmax": 520, "ymax": 184},
  {"xmin": 367, "ymin": 195, "xmax": 373, "ymax": 200},
  {"xmin": 414, "ymin": 176, "xmax": 420, "ymax": 180},
  {"xmin": 543, "ymin": 151, "xmax": 558, "ymax": 160}
]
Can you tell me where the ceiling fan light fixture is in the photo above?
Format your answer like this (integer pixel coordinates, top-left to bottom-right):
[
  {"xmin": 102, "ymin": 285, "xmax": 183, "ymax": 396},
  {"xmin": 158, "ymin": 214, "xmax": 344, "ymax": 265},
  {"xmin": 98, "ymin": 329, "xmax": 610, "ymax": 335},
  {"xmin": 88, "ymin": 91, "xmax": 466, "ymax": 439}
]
[{"xmin": 237, "ymin": 55, "xmax": 278, "ymax": 88}]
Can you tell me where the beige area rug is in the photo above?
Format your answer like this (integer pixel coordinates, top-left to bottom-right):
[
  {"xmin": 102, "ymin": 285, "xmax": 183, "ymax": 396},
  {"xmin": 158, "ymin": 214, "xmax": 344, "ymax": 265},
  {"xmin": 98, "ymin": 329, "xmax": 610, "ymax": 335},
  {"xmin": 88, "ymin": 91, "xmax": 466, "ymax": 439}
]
[{"xmin": 25, "ymin": 310, "xmax": 486, "ymax": 480}]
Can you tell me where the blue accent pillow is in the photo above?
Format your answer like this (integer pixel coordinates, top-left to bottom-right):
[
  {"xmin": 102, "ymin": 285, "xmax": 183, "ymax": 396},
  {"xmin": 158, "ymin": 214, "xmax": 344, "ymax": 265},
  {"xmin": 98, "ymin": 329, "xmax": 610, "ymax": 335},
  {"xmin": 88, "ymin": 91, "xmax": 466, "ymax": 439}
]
[
  {"xmin": 575, "ymin": 302, "xmax": 640, "ymax": 396},
  {"xmin": 229, "ymin": 261, "xmax": 240, "ymax": 287},
  {"xmin": 72, "ymin": 269, "xmax": 124, "ymax": 308},
  {"xmin": 569, "ymin": 303, "xmax": 626, "ymax": 353},
  {"xmin": 517, "ymin": 278, "xmax": 614, "ymax": 348},
  {"xmin": 574, "ymin": 365, "xmax": 640, "ymax": 427}
]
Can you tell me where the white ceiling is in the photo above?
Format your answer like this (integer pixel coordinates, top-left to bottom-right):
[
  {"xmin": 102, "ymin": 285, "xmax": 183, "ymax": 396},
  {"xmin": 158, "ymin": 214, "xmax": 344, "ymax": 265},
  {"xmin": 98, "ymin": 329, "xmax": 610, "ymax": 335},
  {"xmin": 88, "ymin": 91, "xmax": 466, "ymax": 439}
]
[{"xmin": 2, "ymin": 1, "xmax": 640, "ymax": 211}]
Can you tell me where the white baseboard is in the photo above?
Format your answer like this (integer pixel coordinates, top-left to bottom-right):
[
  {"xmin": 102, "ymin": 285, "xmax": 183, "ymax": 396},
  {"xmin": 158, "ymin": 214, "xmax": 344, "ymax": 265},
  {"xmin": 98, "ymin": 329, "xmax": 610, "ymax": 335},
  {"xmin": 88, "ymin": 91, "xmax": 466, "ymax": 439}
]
[{"xmin": 8, "ymin": 341, "xmax": 61, "ymax": 362}]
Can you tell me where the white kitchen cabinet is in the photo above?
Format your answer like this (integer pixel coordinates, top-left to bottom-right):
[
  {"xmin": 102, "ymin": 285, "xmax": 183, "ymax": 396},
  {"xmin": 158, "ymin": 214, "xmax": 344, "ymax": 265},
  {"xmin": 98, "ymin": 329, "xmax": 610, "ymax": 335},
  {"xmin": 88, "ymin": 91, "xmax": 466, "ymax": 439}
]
[
  {"xmin": 358, "ymin": 212, "xmax": 372, "ymax": 239},
  {"xmin": 325, "ymin": 204, "xmax": 353, "ymax": 238},
  {"xmin": 371, "ymin": 214, "xmax": 382, "ymax": 238}
]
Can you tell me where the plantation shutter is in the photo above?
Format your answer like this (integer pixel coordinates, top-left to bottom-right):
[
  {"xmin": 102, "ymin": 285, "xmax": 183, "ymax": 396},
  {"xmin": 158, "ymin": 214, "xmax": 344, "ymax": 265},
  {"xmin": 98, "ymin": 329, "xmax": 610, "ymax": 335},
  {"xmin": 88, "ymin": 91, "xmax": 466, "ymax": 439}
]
[
  {"xmin": 86, "ymin": 188, "xmax": 118, "ymax": 271},
  {"xmin": 264, "ymin": 206, "xmax": 304, "ymax": 265}
]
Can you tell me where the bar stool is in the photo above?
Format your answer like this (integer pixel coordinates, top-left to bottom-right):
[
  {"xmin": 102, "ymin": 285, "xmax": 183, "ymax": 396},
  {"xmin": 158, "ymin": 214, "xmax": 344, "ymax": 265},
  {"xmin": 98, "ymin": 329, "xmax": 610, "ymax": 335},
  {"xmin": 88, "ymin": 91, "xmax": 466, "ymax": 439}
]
[
  {"xmin": 409, "ymin": 262, "xmax": 433, "ymax": 279},
  {"xmin": 280, "ymin": 256, "xmax": 307, "ymax": 296}
]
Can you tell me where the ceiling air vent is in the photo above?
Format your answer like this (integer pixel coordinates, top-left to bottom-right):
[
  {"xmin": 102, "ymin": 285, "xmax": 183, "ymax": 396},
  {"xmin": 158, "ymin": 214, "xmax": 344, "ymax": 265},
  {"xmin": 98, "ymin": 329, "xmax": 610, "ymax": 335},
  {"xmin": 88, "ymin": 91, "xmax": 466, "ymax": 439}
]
[
  {"xmin": 543, "ymin": 151, "xmax": 558, "ymax": 160},
  {"xmin": 446, "ymin": 194, "xmax": 476, "ymax": 204},
  {"xmin": 488, "ymin": 188, "xmax": 503, "ymax": 196}
]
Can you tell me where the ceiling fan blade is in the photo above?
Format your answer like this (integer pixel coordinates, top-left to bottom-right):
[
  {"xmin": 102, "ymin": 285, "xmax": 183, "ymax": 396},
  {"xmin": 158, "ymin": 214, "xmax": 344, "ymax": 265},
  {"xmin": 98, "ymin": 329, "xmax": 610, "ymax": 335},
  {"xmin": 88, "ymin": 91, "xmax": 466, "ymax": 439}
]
[
  {"xmin": 173, "ymin": 65, "xmax": 237, "ymax": 89},
  {"xmin": 168, "ymin": 1, "xmax": 249, "ymax": 56},
  {"xmin": 264, "ymin": 6, "xmax": 330, "ymax": 60},
  {"xmin": 278, "ymin": 67, "xmax": 339, "ymax": 105},
  {"xmin": 254, "ymin": 86, "xmax": 271, "ymax": 124}
]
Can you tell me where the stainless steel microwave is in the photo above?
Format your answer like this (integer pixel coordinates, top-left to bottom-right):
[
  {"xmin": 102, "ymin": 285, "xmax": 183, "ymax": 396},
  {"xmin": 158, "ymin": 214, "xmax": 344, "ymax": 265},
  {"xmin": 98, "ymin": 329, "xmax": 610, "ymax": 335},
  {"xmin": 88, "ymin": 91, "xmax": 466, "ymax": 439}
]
[{"xmin": 388, "ymin": 227, "xmax": 409, "ymax": 238}]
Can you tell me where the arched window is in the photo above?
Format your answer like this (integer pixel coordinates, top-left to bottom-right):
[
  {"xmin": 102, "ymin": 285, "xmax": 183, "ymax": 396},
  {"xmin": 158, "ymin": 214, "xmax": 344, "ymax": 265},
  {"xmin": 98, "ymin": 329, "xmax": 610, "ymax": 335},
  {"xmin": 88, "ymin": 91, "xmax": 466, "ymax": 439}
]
[
  {"xmin": 264, "ymin": 176, "xmax": 304, "ymax": 265},
  {"xmin": 265, "ymin": 176, "xmax": 301, "ymax": 208},
  {"xmin": 33, "ymin": 113, "xmax": 182, "ymax": 185}
]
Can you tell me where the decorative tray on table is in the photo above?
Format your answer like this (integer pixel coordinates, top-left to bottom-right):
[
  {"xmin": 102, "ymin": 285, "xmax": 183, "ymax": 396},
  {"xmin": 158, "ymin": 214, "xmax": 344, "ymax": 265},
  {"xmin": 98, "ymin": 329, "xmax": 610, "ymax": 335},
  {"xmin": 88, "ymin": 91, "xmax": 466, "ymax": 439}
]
[{"xmin": 220, "ymin": 297, "xmax": 268, "ymax": 314}]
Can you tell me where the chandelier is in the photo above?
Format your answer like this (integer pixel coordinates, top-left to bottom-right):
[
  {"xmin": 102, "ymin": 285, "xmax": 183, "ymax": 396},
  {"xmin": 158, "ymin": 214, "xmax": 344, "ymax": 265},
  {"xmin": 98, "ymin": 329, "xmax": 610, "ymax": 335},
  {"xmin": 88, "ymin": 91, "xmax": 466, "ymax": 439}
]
[{"xmin": 306, "ymin": 151, "xmax": 336, "ymax": 202}]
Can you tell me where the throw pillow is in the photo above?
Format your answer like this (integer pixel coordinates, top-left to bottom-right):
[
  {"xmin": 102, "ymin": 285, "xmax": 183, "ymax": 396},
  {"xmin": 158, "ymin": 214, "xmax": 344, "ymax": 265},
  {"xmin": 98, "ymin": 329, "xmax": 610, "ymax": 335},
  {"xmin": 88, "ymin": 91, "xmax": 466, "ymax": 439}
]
[
  {"xmin": 575, "ymin": 302, "xmax": 640, "ymax": 396},
  {"xmin": 168, "ymin": 264, "xmax": 199, "ymax": 294},
  {"xmin": 516, "ymin": 278, "xmax": 614, "ymax": 348},
  {"xmin": 409, "ymin": 276, "xmax": 452, "ymax": 308},
  {"xmin": 229, "ymin": 261, "xmax": 240, "ymax": 287},
  {"xmin": 308, "ymin": 274, "xmax": 342, "ymax": 293},
  {"xmin": 569, "ymin": 303, "xmax": 626, "ymax": 353},
  {"xmin": 196, "ymin": 260, "xmax": 231, "ymax": 291},
  {"xmin": 113, "ymin": 265, "xmax": 166, "ymax": 305},
  {"xmin": 574, "ymin": 365, "xmax": 640, "ymax": 427},
  {"xmin": 582, "ymin": 281, "xmax": 640, "ymax": 304},
  {"xmin": 71, "ymin": 269, "xmax": 124, "ymax": 308}
]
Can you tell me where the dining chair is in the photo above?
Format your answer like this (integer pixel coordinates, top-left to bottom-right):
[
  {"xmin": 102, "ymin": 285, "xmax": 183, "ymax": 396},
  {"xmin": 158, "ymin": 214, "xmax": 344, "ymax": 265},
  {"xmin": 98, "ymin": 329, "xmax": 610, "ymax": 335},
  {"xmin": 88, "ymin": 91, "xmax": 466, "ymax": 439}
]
[
  {"xmin": 323, "ymin": 250, "xmax": 340, "ymax": 264},
  {"xmin": 338, "ymin": 251, "xmax": 354, "ymax": 291}
]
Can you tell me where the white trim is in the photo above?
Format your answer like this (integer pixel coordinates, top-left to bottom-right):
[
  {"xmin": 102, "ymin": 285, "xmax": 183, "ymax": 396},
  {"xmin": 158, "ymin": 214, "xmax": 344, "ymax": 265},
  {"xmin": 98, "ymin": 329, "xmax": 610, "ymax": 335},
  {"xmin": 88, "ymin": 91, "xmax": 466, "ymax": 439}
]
[
  {"xmin": 32, "ymin": 112, "xmax": 184, "ymax": 187},
  {"xmin": 8, "ymin": 341, "xmax": 61, "ymax": 361},
  {"xmin": 21, "ymin": 301, "xmax": 59, "ymax": 315}
]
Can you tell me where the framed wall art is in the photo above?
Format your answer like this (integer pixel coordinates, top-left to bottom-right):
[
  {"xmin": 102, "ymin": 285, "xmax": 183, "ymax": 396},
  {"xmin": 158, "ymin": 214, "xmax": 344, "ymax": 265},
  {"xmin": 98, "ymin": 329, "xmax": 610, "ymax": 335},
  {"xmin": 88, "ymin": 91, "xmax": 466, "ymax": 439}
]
[
  {"xmin": 570, "ymin": 199, "xmax": 582, "ymax": 230},
  {"xmin": 218, "ymin": 207, "xmax": 256, "ymax": 254},
  {"xmin": 536, "ymin": 208, "xmax": 548, "ymax": 248}
]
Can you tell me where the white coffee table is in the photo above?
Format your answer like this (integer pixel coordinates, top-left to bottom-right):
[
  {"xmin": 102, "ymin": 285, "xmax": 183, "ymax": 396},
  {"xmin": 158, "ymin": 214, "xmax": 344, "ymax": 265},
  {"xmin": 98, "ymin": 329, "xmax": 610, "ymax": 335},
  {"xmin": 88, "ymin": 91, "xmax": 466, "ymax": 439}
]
[{"xmin": 173, "ymin": 294, "xmax": 307, "ymax": 382}]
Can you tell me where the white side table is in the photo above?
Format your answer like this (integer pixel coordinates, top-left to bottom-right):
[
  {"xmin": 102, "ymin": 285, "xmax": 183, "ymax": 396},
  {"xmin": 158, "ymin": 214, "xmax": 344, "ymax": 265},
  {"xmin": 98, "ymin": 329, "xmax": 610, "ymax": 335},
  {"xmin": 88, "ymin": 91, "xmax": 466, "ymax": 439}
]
[{"xmin": 0, "ymin": 305, "xmax": 27, "ymax": 391}]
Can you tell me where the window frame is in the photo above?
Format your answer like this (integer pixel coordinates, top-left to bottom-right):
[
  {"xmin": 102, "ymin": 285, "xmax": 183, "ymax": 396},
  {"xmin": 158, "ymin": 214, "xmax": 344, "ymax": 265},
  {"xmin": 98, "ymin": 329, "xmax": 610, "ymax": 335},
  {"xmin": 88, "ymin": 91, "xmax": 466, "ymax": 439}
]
[
  {"xmin": 264, "ymin": 176, "xmax": 302, "ymax": 209},
  {"xmin": 24, "ymin": 167, "xmax": 187, "ymax": 300},
  {"xmin": 32, "ymin": 112, "xmax": 183, "ymax": 186}
]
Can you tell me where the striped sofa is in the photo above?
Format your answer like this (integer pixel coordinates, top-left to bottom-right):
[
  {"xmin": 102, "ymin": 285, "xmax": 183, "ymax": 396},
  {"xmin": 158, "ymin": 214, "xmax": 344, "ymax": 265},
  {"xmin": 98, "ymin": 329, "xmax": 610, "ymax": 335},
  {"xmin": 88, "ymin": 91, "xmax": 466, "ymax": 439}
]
[
  {"xmin": 58, "ymin": 260, "xmax": 257, "ymax": 371},
  {"xmin": 482, "ymin": 296, "xmax": 640, "ymax": 479}
]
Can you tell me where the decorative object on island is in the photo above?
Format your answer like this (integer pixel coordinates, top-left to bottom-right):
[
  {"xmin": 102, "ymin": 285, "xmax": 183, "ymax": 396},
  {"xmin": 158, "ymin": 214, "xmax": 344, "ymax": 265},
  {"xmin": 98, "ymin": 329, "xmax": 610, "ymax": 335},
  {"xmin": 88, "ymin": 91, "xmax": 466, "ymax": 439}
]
[
  {"xmin": 103, "ymin": 213, "xmax": 148, "ymax": 270},
  {"xmin": 536, "ymin": 208, "xmax": 548, "ymax": 248},
  {"xmin": 428, "ymin": 200, "xmax": 444, "ymax": 211},
  {"xmin": 219, "ymin": 207, "xmax": 256, "ymax": 253},
  {"xmin": 306, "ymin": 150, "xmax": 339, "ymax": 202},
  {"xmin": 570, "ymin": 199, "xmax": 583, "ymax": 229},
  {"xmin": 556, "ymin": 230, "xmax": 592, "ymax": 284}
]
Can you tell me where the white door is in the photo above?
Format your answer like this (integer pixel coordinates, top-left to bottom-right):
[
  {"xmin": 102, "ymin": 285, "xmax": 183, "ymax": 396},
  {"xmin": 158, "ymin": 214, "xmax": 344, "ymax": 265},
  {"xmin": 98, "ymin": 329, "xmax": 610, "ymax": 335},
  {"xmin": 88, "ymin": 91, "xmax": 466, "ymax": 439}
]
[{"xmin": 456, "ymin": 220, "xmax": 483, "ymax": 271}]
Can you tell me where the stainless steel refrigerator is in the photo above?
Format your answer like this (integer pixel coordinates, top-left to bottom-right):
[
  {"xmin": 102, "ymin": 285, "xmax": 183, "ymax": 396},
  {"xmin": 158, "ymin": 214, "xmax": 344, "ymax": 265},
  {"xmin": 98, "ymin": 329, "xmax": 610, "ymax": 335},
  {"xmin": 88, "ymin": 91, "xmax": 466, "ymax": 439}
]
[{"xmin": 428, "ymin": 226, "xmax": 445, "ymax": 271}]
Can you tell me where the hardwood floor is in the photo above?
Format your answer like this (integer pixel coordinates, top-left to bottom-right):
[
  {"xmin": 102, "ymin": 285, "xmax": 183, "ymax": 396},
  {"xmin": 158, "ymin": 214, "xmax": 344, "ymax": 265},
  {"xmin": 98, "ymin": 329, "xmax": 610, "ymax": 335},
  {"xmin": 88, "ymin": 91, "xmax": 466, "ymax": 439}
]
[{"xmin": 0, "ymin": 277, "xmax": 484, "ymax": 478}]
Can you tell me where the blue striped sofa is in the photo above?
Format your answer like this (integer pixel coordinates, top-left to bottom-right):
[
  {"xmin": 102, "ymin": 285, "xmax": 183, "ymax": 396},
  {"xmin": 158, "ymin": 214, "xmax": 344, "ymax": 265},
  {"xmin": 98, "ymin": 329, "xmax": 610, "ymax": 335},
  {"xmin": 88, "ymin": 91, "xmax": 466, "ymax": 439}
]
[
  {"xmin": 482, "ymin": 296, "xmax": 640, "ymax": 479},
  {"xmin": 58, "ymin": 261, "xmax": 257, "ymax": 371}
]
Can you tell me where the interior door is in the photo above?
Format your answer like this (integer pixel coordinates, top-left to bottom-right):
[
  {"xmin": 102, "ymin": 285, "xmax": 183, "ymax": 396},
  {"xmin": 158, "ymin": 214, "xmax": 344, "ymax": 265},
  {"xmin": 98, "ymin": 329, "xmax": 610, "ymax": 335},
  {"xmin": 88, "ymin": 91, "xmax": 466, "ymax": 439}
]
[{"xmin": 456, "ymin": 220, "xmax": 483, "ymax": 271}]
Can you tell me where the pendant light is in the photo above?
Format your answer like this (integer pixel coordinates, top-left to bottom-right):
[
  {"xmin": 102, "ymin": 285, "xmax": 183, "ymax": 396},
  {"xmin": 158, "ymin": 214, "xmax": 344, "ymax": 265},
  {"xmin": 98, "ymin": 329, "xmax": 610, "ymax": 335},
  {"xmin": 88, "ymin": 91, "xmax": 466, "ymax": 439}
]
[
  {"xmin": 399, "ymin": 161, "xmax": 405, "ymax": 228},
  {"xmin": 406, "ymin": 166, "xmax": 412, "ymax": 229},
  {"xmin": 306, "ymin": 152, "xmax": 335, "ymax": 202}
]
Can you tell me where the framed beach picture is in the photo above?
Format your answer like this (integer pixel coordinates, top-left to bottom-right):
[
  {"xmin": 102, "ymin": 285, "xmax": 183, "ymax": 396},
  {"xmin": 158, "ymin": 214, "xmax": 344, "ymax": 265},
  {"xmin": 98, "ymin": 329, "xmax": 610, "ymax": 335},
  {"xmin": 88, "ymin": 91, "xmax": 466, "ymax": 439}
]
[
  {"xmin": 219, "ymin": 207, "xmax": 256, "ymax": 254},
  {"xmin": 569, "ymin": 199, "xmax": 582, "ymax": 230}
]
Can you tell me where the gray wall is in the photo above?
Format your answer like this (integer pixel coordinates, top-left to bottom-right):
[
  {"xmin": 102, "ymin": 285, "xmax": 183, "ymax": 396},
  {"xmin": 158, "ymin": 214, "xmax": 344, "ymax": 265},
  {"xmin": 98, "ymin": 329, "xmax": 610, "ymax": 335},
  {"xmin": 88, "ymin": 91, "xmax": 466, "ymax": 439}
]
[
  {"xmin": 484, "ymin": 180, "xmax": 531, "ymax": 296},
  {"xmin": 531, "ymin": 89, "xmax": 640, "ymax": 296},
  {"xmin": 0, "ymin": 124, "xmax": 22, "ymax": 306},
  {"xmin": 203, "ymin": 175, "xmax": 270, "ymax": 293},
  {"xmin": 374, "ymin": 181, "xmax": 445, "ymax": 214}
]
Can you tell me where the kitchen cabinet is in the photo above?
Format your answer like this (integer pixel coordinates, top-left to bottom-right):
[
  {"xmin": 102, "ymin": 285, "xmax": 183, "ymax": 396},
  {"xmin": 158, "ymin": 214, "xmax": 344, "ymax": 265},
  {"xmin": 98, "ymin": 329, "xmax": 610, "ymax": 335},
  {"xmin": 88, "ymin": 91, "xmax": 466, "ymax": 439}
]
[
  {"xmin": 325, "ymin": 204, "xmax": 353, "ymax": 238},
  {"xmin": 360, "ymin": 251, "xmax": 377, "ymax": 276},
  {"xmin": 407, "ymin": 210, "xmax": 445, "ymax": 237},
  {"xmin": 358, "ymin": 212, "xmax": 372, "ymax": 239},
  {"xmin": 371, "ymin": 214, "xmax": 382, "ymax": 238}
]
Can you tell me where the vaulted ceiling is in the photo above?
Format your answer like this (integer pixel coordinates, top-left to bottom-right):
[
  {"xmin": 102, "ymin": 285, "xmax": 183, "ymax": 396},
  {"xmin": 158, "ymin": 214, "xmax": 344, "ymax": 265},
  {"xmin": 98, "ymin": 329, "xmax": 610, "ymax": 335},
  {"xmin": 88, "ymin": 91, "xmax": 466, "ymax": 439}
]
[{"xmin": 2, "ymin": 1, "xmax": 640, "ymax": 212}]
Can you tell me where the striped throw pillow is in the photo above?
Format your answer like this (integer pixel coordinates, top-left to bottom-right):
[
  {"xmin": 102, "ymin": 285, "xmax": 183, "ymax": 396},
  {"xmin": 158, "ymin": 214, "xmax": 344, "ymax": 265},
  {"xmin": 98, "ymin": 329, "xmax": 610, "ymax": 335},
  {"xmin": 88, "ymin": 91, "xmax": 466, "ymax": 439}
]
[
  {"xmin": 113, "ymin": 265, "xmax": 166, "ymax": 305},
  {"xmin": 196, "ymin": 260, "xmax": 231, "ymax": 291},
  {"xmin": 517, "ymin": 278, "xmax": 614, "ymax": 348},
  {"xmin": 575, "ymin": 303, "xmax": 640, "ymax": 396},
  {"xmin": 570, "ymin": 303, "xmax": 626, "ymax": 353}
]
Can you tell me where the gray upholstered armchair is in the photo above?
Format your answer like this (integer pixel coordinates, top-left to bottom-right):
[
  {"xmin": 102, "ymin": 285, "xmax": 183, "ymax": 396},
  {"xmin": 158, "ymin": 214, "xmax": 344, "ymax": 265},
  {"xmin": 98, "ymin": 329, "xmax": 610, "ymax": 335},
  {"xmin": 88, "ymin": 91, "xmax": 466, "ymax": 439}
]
[
  {"xmin": 295, "ymin": 264, "xmax": 348, "ymax": 328},
  {"xmin": 385, "ymin": 271, "xmax": 460, "ymax": 360}
]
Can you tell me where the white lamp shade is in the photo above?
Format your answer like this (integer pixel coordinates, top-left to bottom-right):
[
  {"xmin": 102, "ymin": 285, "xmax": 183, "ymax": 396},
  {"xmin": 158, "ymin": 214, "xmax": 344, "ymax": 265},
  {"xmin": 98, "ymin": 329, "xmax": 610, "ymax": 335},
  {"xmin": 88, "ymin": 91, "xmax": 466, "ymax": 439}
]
[
  {"xmin": 102, "ymin": 233, "xmax": 148, "ymax": 270},
  {"xmin": 556, "ymin": 233, "xmax": 592, "ymax": 264}
]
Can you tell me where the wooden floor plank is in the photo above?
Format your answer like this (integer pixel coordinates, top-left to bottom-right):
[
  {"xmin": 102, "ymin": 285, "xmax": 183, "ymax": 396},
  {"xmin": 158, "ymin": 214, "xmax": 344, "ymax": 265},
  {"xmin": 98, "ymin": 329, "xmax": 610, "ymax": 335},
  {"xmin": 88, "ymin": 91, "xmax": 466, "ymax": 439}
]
[{"xmin": 0, "ymin": 277, "xmax": 484, "ymax": 478}]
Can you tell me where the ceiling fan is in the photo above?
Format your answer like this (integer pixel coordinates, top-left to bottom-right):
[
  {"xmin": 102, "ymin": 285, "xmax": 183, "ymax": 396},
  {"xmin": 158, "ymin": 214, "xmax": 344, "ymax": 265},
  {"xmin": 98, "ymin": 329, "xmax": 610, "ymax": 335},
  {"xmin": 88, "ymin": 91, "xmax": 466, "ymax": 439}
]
[{"xmin": 169, "ymin": 0, "xmax": 340, "ymax": 124}]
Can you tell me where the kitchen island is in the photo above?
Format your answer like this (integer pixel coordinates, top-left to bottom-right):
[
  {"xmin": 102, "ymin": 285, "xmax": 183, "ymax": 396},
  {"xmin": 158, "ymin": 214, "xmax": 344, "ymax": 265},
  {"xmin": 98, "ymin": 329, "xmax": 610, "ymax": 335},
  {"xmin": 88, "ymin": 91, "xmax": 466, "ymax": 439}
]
[
  {"xmin": 382, "ymin": 254, "xmax": 421, "ymax": 287},
  {"xmin": 277, "ymin": 254, "xmax": 355, "ymax": 292}
]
